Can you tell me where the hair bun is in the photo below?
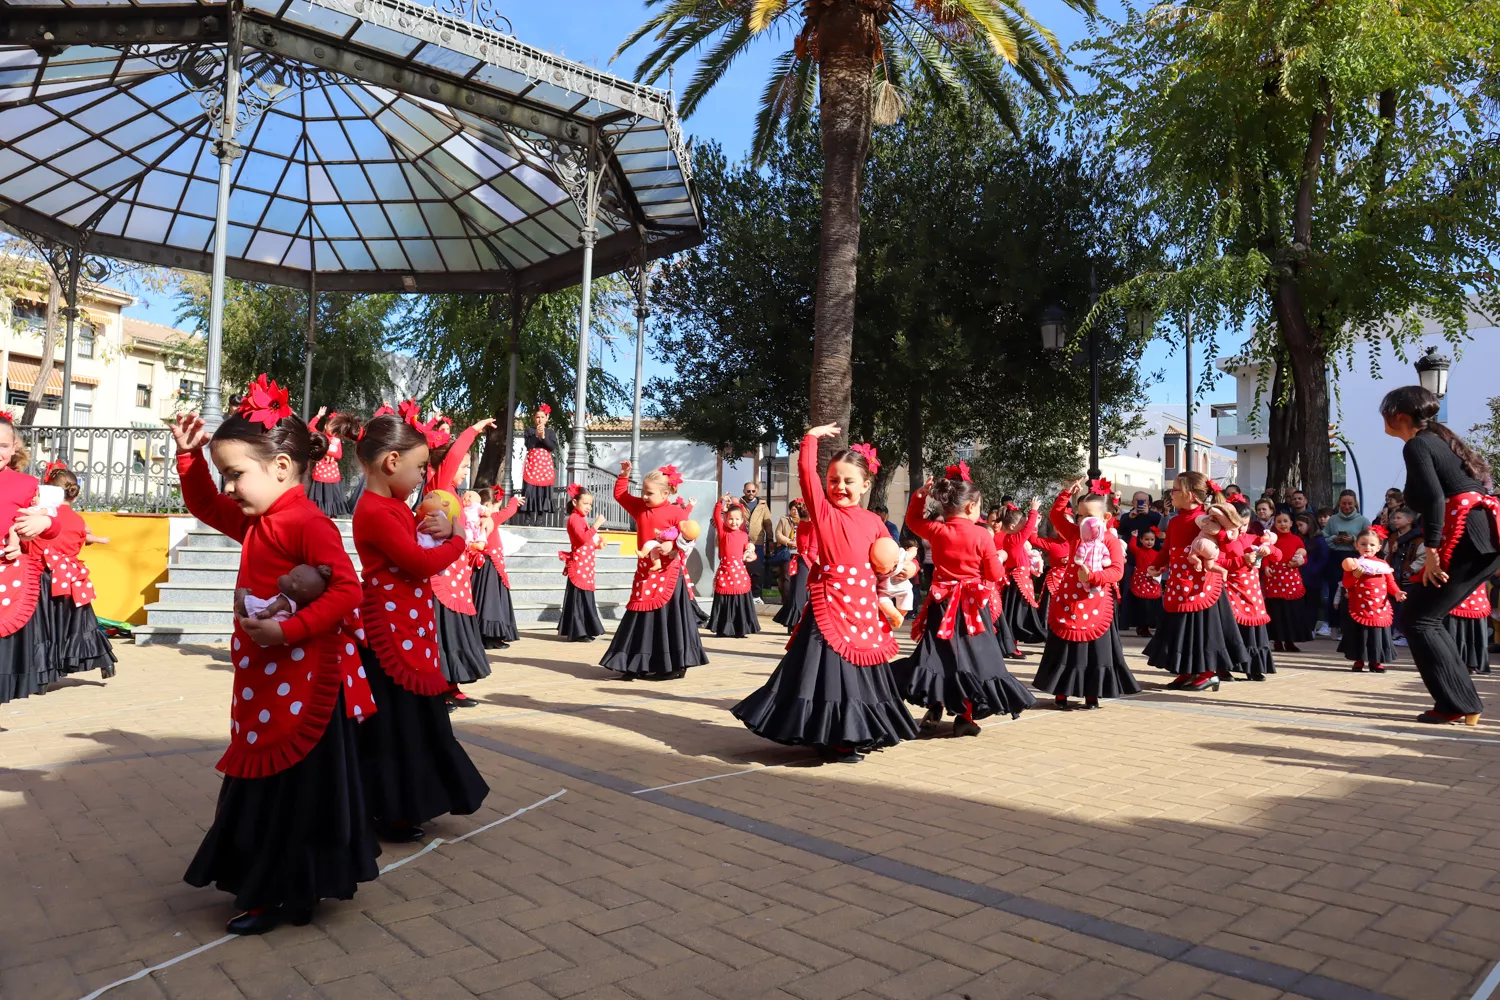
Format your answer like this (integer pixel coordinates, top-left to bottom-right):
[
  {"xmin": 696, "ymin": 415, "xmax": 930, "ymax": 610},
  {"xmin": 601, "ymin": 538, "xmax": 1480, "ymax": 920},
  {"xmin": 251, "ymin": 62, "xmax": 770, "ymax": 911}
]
[{"xmin": 306, "ymin": 429, "xmax": 331, "ymax": 464}]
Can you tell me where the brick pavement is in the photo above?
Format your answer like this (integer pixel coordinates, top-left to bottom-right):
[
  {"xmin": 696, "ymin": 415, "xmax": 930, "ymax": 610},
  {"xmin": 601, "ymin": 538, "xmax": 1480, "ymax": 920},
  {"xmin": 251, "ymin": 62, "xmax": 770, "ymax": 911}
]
[{"xmin": 4, "ymin": 625, "xmax": 1500, "ymax": 1000}]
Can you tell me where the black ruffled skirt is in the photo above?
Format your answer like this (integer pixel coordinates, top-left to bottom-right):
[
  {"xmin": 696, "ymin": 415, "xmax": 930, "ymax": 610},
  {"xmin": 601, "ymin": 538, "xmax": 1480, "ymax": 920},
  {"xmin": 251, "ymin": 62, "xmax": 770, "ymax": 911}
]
[
  {"xmin": 892, "ymin": 602, "xmax": 1034, "ymax": 720},
  {"xmin": 774, "ymin": 565, "xmax": 807, "ymax": 631},
  {"xmin": 470, "ymin": 561, "xmax": 518, "ymax": 648},
  {"xmin": 184, "ymin": 692, "xmax": 380, "ymax": 912},
  {"xmin": 51, "ymin": 595, "xmax": 116, "ymax": 678},
  {"xmin": 1236, "ymin": 622, "xmax": 1276, "ymax": 680},
  {"xmin": 1033, "ymin": 598, "xmax": 1142, "ymax": 699},
  {"xmin": 435, "ymin": 599, "xmax": 490, "ymax": 685},
  {"xmin": 1340, "ymin": 615, "xmax": 1396, "ymax": 666},
  {"xmin": 6, "ymin": 571, "xmax": 57, "ymax": 700},
  {"xmin": 1130, "ymin": 594, "xmax": 1161, "ymax": 631},
  {"xmin": 732, "ymin": 615, "xmax": 918, "ymax": 750},
  {"xmin": 1446, "ymin": 615, "xmax": 1489, "ymax": 673},
  {"xmin": 307, "ymin": 480, "xmax": 350, "ymax": 519},
  {"xmin": 709, "ymin": 591, "xmax": 761, "ymax": 639},
  {"xmin": 600, "ymin": 575, "xmax": 708, "ymax": 677},
  {"xmin": 993, "ymin": 593, "xmax": 1019, "ymax": 655},
  {"xmin": 356, "ymin": 648, "xmax": 489, "ymax": 826},
  {"xmin": 558, "ymin": 581, "xmax": 605, "ymax": 640},
  {"xmin": 1266, "ymin": 597, "xmax": 1312, "ymax": 643},
  {"xmin": 522, "ymin": 482, "xmax": 555, "ymax": 517},
  {"xmin": 1002, "ymin": 585, "xmax": 1047, "ymax": 644},
  {"xmin": 1145, "ymin": 591, "xmax": 1248, "ymax": 676}
]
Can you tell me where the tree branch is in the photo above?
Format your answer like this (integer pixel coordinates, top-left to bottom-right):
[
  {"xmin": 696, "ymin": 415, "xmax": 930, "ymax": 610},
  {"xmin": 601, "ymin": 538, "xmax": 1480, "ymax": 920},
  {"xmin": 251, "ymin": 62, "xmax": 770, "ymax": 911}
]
[{"xmin": 1294, "ymin": 76, "xmax": 1334, "ymax": 249}]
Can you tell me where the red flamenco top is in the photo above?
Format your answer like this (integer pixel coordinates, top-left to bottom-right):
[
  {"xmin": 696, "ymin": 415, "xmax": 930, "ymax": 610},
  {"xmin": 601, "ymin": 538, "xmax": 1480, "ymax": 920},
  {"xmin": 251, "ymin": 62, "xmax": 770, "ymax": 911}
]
[
  {"xmin": 352, "ymin": 490, "xmax": 468, "ymax": 696},
  {"xmin": 1218, "ymin": 535, "xmax": 1273, "ymax": 627},
  {"xmin": 179, "ymin": 448, "xmax": 368, "ymax": 779},
  {"xmin": 997, "ymin": 511, "xmax": 1041, "ymax": 607},
  {"xmin": 712, "ymin": 502, "xmax": 752, "ymax": 596},
  {"xmin": 476, "ymin": 495, "xmax": 522, "ymax": 588},
  {"xmin": 795, "ymin": 433, "xmax": 898, "ymax": 665},
  {"xmin": 523, "ymin": 425, "xmax": 558, "ymax": 488},
  {"xmin": 1149, "ymin": 505, "xmax": 1226, "ymax": 612},
  {"xmin": 904, "ymin": 490, "xmax": 1002, "ymax": 642},
  {"xmin": 1044, "ymin": 493, "xmax": 1125, "ymax": 642},
  {"xmin": 1343, "ymin": 562, "xmax": 1402, "ymax": 627},
  {"xmin": 0, "ymin": 468, "xmax": 43, "ymax": 637},
  {"xmin": 37, "ymin": 504, "xmax": 96, "ymax": 606},
  {"xmin": 1126, "ymin": 537, "xmax": 1163, "ymax": 600},
  {"xmin": 307, "ymin": 414, "xmax": 343, "ymax": 484},
  {"xmin": 615, "ymin": 473, "xmax": 691, "ymax": 611},
  {"xmin": 1451, "ymin": 582, "xmax": 1492, "ymax": 620},
  {"xmin": 562, "ymin": 510, "xmax": 601, "ymax": 590},
  {"xmin": 1033, "ymin": 534, "xmax": 1070, "ymax": 597},
  {"xmin": 1262, "ymin": 533, "xmax": 1307, "ymax": 600}
]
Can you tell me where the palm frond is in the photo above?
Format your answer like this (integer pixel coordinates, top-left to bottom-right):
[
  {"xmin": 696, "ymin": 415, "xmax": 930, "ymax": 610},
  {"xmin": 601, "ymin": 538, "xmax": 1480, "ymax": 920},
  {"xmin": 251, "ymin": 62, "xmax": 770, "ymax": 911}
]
[
  {"xmin": 679, "ymin": 19, "xmax": 757, "ymax": 117},
  {"xmin": 751, "ymin": 49, "xmax": 817, "ymax": 163},
  {"xmin": 749, "ymin": 0, "xmax": 787, "ymax": 33},
  {"xmin": 943, "ymin": 0, "xmax": 1021, "ymax": 63},
  {"xmin": 629, "ymin": 10, "xmax": 741, "ymax": 84}
]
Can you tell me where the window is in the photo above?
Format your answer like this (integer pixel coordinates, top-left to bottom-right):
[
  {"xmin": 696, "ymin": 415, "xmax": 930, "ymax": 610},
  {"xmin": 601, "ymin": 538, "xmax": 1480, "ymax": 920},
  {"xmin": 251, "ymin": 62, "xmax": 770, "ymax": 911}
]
[
  {"xmin": 10, "ymin": 301, "xmax": 46, "ymax": 331},
  {"xmin": 1165, "ymin": 442, "xmax": 1177, "ymax": 470},
  {"xmin": 72, "ymin": 403, "xmax": 91, "ymax": 426},
  {"xmin": 5, "ymin": 389, "xmax": 26, "ymax": 408},
  {"xmin": 136, "ymin": 361, "xmax": 154, "ymax": 409},
  {"xmin": 77, "ymin": 323, "xmax": 96, "ymax": 359},
  {"xmin": 178, "ymin": 378, "xmax": 203, "ymax": 401}
]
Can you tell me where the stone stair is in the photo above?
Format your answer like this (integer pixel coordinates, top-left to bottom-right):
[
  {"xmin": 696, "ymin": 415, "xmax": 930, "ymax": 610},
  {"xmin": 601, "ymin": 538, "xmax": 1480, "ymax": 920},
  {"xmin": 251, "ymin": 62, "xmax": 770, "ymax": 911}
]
[{"xmin": 134, "ymin": 521, "xmax": 642, "ymax": 645}]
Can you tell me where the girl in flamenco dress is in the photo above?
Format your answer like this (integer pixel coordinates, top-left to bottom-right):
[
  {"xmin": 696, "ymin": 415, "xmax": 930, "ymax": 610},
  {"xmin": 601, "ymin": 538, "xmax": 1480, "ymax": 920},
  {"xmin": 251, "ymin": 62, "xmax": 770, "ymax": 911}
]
[
  {"xmin": 1125, "ymin": 528, "xmax": 1163, "ymax": 637},
  {"xmin": 773, "ymin": 499, "xmax": 813, "ymax": 632},
  {"xmin": 0, "ymin": 413, "xmax": 60, "ymax": 706},
  {"xmin": 1338, "ymin": 526, "xmax": 1404, "ymax": 674},
  {"xmin": 470, "ymin": 487, "xmax": 524, "ymax": 650},
  {"xmin": 1221, "ymin": 495, "xmax": 1279, "ymax": 681},
  {"xmin": 306, "ymin": 407, "xmax": 358, "ymax": 518},
  {"xmin": 1032, "ymin": 478, "xmax": 1141, "ymax": 710},
  {"xmin": 995, "ymin": 499, "xmax": 1047, "ymax": 650},
  {"xmin": 349, "ymin": 404, "xmax": 489, "ymax": 842},
  {"xmin": 708, "ymin": 495, "xmax": 761, "ymax": 638},
  {"xmin": 1031, "ymin": 523, "xmax": 1071, "ymax": 635},
  {"xmin": 174, "ymin": 378, "xmax": 379, "ymax": 935},
  {"xmin": 1263, "ymin": 511, "xmax": 1312, "ymax": 652},
  {"xmin": 893, "ymin": 463, "xmax": 1034, "ymax": 737},
  {"xmin": 521, "ymin": 404, "xmax": 558, "ymax": 524},
  {"xmin": 558, "ymin": 485, "xmax": 607, "ymax": 641},
  {"xmin": 732, "ymin": 427, "xmax": 919, "ymax": 763},
  {"xmin": 39, "ymin": 462, "xmax": 116, "ymax": 679},
  {"xmin": 600, "ymin": 462, "xmax": 708, "ymax": 679}
]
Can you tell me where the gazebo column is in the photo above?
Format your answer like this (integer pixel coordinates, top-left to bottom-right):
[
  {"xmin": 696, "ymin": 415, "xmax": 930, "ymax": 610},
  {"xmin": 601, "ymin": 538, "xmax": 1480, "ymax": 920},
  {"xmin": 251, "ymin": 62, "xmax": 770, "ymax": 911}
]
[
  {"xmin": 59, "ymin": 246, "xmax": 82, "ymax": 426},
  {"xmin": 628, "ymin": 234, "xmax": 648, "ymax": 489},
  {"xmin": 202, "ymin": 14, "xmax": 245, "ymax": 427},
  {"xmin": 301, "ymin": 265, "xmax": 316, "ymax": 420},
  {"xmin": 568, "ymin": 140, "xmax": 600, "ymax": 487}
]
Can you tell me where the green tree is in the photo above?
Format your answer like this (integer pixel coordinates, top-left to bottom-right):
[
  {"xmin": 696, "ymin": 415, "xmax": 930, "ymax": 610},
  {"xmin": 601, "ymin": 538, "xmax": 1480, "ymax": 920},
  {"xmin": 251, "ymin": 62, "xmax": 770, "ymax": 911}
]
[
  {"xmin": 618, "ymin": 0, "xmax": 1092, "ymax": 471},
  {"xmin": 1078, "ymin": 0, "xmax": 1500, "ymax": 505},
  {"xmin": 174, "ymin": 274, "xmax": 398, "ymax": 416}
]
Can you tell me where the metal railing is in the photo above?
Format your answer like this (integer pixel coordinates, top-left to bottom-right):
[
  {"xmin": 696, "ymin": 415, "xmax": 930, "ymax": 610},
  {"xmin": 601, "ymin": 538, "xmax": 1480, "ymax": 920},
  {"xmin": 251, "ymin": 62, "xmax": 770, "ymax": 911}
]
[{"xmin": 19, "ymin": 424, "xmax": 183, "ymax": 513}]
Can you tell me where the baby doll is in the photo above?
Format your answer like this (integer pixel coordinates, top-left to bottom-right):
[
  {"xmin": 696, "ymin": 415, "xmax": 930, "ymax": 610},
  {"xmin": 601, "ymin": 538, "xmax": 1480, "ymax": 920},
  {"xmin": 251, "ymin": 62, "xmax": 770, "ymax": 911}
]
[
  {"xmin": 415, "ymin": 489, "xmax": 462, "ymax": 549},
  {"xmin": 1243, "ymin": 530, "xmax": 1278, "ymax": 568},
  {"xmin": 743, "ymin": 542, "xmax": 757, "ymax": 563},
  {"xmin": 235, "ymin": 563, "xmax": 331, "ymax": 624},
  {"xmin": 876, "ymin": 544, "xmax": 919, "ymax": 630},
  {"xmin": 1074, "ymin": 516, "xmax": 1113, "ymax": 592},
  {"xmin": 640, "ymin": 526, "xmax": 682, "ymax": 572},
  {"xmin": 1188, "ymin": 502, "xmax": 1241, "ymax": 579},
  {"xmin": 461, "ymin": 490, "xmax": 486, "ymax": 551},
  {"xmin": 1342, "ymin": 555, "xmax": 1394, "ymax": 577}
]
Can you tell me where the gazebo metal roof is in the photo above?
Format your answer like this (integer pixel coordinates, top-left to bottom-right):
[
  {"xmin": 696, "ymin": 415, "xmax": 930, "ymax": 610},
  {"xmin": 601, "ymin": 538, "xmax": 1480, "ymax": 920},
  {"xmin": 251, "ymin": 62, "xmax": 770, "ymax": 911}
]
[{"xmin": 0, "ymin": 0, "xmax": 702, "ymax": 294}]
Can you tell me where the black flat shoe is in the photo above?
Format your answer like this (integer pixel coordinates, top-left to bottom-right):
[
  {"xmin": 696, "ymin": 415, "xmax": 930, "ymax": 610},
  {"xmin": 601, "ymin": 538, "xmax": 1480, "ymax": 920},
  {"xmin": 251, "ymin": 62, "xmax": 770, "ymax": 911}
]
[
  {"xmin": 613, "ymin": 672, "xmax": 635, "ymax": 681},
  {"xmin": 227, "ymin": 908, "xmax": 282, "ymax": 935},
  {"xmin": 447, "ymin": 695, "xmax": 480, "ymax": 708},
  {"xmin": 283, "ymin": 905, "xmax": 315, "ymax": 927},
  {"xmin": 375, "ymin": 821, "xmax": 425, "ymax": 843},
  {"xmin": 825, "ymin": 747, "xmax": 865, "ymax": 764},
  {"xmin": 918, "ymin": 707, "xmax": 943, "ymax": 736},
  {"xmin": 1054, "ymin": 698, "xmax": 1073, "ymax": 711},
  {"xmin": 952, "ymin": 717, "xmax": 982, "ymax": 737},
  {"xmin": 1082, "ymin": 699, "xmax": 1100, "ymax": 710}
]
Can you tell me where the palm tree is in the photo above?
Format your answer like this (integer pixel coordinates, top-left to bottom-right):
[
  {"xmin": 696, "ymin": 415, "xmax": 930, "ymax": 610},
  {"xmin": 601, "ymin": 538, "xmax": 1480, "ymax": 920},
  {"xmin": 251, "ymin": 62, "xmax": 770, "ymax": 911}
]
[{"xmin": 618, "ymin": 0, "xmax": 1093, "ymax": 465}]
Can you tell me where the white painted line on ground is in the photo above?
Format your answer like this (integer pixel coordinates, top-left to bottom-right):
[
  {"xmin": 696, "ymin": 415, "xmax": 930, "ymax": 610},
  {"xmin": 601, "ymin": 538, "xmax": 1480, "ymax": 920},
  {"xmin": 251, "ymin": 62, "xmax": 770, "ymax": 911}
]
[
  {"xmin": 633, "ymin": 765, "xmax": 787, "ymax": 794},
  {"xmin": 76, "ymin": 789, "xmax": 567, "ymax": 1000},
  {"xmin": 1469, "ymin": 960, "xmax": 1500, "ymax": 1000}
]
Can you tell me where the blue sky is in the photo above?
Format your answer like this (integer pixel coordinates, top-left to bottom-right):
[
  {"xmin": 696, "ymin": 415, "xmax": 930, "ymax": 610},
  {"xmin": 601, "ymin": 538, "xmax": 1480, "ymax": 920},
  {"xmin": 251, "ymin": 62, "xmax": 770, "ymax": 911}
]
[{"xmin": 124, "ymin": 0, "xmax": 1229, "ymax": 410}]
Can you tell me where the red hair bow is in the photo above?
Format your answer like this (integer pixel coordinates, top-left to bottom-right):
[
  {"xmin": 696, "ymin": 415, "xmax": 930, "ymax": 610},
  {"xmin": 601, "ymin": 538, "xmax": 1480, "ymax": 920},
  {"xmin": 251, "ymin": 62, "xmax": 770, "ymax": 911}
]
[
  {"xmin": 1227, "ymin": 492, "xmax": 1248, "ymax": 504},
  {"xmin": 1207, "ymin": 478, "xmax": 1222, "ymax": 495},
  {"xmin": 944, "ymin": 460, "xmax": 971, "ymax": 483},
  {"xmin": 1088, "ymin": 477, "xmax": 1113, "ymax": 496},
  {"xmin": 1369, "ymin": 524, "xmax": 1389, "ymax": 540},
  {"xmin": 1004, "ymin": 501, "xmax": 1020, "ymax": 511},
  {"xmin": 537, "ymin": 403, "xmax": 551, "ymax": 415},
  {"xmin": 357, "ymin": 404, "xmax": 397, "ymax": 442},
  {"xmin": 237, "ymin": 374, "xmax": 292, "ymax": 430},
  {"xmin": 44, "ymin": 459, "xmax": 68, "ymax": 476},
  {"xmin": 849, "ymin": 442, "xmax": 880, "ymax": 474},
  {"xmin": 0, "ymin": 409, "xmax": 14, "ymax": 424},
  {"xmin": 567, "ymin": 483, "xmax": 583, "ymax": 500},
  {"xmin": 659, "ymin": 464, "xmax": 684, "ymax": 490}
]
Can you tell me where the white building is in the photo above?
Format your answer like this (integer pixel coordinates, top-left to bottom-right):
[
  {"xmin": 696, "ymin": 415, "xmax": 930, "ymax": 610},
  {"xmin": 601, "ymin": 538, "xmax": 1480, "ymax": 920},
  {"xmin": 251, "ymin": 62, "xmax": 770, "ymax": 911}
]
[
  {"xmin": 1212, "ymin": 301, "xmax": 1497, "ymax": 513},
  {"xmin": 1101, "ymin": 406, "xmax": 1238, "ymax": 499}
]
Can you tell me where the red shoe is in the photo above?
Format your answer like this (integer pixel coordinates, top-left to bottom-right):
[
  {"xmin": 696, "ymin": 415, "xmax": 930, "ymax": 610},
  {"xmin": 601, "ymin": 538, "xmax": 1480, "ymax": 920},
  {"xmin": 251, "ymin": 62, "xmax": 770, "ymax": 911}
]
[{"xmin": 1351, "ymin": 661, "xmax": 1364, "ymax": 672}]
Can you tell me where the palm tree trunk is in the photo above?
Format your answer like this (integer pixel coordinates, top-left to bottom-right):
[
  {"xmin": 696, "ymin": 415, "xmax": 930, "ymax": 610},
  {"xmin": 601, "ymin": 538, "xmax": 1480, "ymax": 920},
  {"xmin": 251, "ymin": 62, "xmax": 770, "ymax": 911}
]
[
  {"xmin": 23, "ymin": 275, "xmax": 62, "ymax": 426},
  {"xmin": 810, "ymin": 1, "xmax": 877, "ymax": 473}
]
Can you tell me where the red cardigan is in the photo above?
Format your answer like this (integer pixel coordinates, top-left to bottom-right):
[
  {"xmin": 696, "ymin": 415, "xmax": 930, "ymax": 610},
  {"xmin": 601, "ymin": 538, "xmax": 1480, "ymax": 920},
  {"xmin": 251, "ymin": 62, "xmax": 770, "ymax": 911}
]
[
  {"xmin": 0, "ymin": 468, "xmax": 43, "ymax": 636},
  {"xmin": 905, "ymin": 491, "xmax": 1001, "ymax": 585},
  {"xmin": 615, "ymin": 473, "xmax": 691, "ymax": 611},
  {"xmin": 997, "ymin": 511, "xmax": 1041, "ymax": 606},
  {"xmin": 352, "ymin": 490, "xmax": 468, "ymax": 696},
  {"xmin": 1045, "ymin": 492, "xmax": 1124, "ymax": 641},
  {"xmin": 179, "ymin": 447, "xmax": 365, "ymax": 778},
  {"xmin": 797, "ymin": 434, "xmax": 898, "ymax": 665},
  {"xmin": 478, "ymin": 495, "xmax": 522, "ymax": 588}
]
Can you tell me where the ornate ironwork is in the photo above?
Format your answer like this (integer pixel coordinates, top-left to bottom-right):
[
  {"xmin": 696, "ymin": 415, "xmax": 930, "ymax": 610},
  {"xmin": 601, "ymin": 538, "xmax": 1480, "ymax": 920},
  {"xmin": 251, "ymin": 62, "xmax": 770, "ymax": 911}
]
[
  {"xmin": 431, "ymin": 0, "xmax": 513, "ymax": 35},
  {"xmin": 131, "ymin": 42, "xmax": 351, "ymax": 130},
  {"xmin": 19, "ymin": 425, "xmax": 184, "ymax": 514}
]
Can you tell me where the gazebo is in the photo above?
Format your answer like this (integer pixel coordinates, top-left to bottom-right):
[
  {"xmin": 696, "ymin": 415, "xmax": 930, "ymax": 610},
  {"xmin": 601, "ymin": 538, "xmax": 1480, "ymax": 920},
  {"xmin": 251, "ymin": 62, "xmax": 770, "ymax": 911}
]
[{"xmin": 0, "ymin": 0, "xmax": 701, "ymax": 480}]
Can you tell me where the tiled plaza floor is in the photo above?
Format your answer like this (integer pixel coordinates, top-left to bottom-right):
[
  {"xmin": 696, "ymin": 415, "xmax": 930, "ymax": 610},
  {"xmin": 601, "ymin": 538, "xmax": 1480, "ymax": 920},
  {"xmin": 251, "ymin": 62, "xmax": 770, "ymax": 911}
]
[{"xmin": 5, "ymin": 620, "xmax": 1500, "ymax": 1000}]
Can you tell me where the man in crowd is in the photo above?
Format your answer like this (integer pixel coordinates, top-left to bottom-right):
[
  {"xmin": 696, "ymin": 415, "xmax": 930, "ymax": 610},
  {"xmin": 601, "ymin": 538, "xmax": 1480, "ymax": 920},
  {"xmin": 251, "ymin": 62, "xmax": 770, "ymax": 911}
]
[
  {"xmin": 872, "ymin": 504, "xmax": 901, "ymax": 542},
  {"xmin": 1320, "ymin": 489, "xmax": 1369, "ymax": 637},
  {"xmin": 741, "ymin": 480, "xmax": 773, "ymax": 604}
]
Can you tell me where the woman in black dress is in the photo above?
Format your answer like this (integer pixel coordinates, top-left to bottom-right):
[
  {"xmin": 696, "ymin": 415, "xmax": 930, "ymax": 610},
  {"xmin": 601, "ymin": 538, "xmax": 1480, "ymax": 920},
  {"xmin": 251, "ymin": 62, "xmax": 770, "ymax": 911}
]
[
  {"xmin": 1381, "ymin": 386, "xmax": 1500, "ymax": 725},
  {"xmin": 522, "ymin": 405, "xmax": 558, "ymax": 524}
]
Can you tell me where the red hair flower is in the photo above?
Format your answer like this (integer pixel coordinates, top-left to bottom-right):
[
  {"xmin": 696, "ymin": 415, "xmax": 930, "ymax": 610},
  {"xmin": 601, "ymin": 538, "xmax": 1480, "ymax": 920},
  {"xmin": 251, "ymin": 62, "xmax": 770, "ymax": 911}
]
[
  {"xmin": 1370, "ymin": 524, "xmax": 1389, "ymax": 540},
  {"xmin": 1005, "ymin": 501, "xmax": 1020, "ymax": 511},
  {"xmin": 1227, "ymin": 492, "xmax": 1248, "ymax": 504},
  {"xmin": 44, "ymin": 459, "xmax": 68, "ymax": 476},
  {"xmin": 537, "ymin": 403, "xmax": 551, "ymax": 415},
  {"xmin": 1207, "ymin": 478, "xmax": 1222, "ymax": 495},
  {"xmin": 659, "ymin": 464, "xmax": 684, "ymax": 490},
  {"xmin": 849, "ymin": 443, "xmax": 880, "ymax": 474},
  {"xmin": 0, "ymin": 408, "xmax": 14, "ymax": 423},
  {"xmin": 567, "ymin": 483, "xmax": 583, "ymax": 500},
  {"xmin": 423, "ymin": 421, "xmax": 451, "ymax": 450},
  {"xmin": 944, "ymin": 460, "xmax": 971, "ymax": 482},
  {"xmin": 1088, "ymin": 477, "xmax": 1113, "ymax": 496},
  {"xmin": 237, "ymin": 374, "xmax": 292, "ymax": 429}
]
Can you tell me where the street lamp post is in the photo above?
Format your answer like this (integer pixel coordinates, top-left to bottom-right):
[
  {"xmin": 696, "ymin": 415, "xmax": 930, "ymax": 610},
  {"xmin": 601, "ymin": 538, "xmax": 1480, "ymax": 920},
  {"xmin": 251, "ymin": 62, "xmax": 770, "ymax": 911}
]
[
  {"xmin": 1415, "ymin": 346, "xmax": 1451, "ymax": 399},
  {"xmin": 1040, "ymin": 265, "xmax": 1101, "ymax": 480}
]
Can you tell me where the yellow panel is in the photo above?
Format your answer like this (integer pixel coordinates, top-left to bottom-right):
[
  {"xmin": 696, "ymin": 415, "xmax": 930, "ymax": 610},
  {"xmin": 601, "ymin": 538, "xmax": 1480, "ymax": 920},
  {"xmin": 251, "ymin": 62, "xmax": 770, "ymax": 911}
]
[
  {"xmin": 77, "ymin": 512, "xmax": 170, "ymax": 625},
  {"xmin": 600, "ymin": 530, "xmax": 636, "ymax": 556}
]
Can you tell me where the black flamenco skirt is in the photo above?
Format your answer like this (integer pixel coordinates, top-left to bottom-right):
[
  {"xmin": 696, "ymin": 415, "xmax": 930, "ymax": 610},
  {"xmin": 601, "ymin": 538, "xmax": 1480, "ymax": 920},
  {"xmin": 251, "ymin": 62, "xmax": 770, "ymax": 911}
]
[
  {"xmin": 470, "ymin": 561, "xmax": 518, "ymax": 648},
  {"xmin": 1002, "ymin": 585, "xmax": 1047, "ymax": 645},
  {"xmin": 1130, "ymin": 595, "xmax": 1161, "ymax": 631},
  {"xmin": 1145, "ymin": 591, "xmax": 1249, "ymax": 676},
  {"xmin": 307, "ymin": 479, "xmax": 350, "ymax": 518},
  {"xmin": 356, "ymin": 649, "xmax": 489, "ymax": 826},
  {"xmin": 0, "ymin": 586, "xmax": 52, "ymax": 704},
  {"xmin": 522, "ymin": 481, "xmax": 555, "ymax": 517},
  {"xmin": 1236, "ymin": 623, "xmax": 1276, "ymax": 680},
  {"xmin": 993, "ymin": 597, "xmax": 1020, "ymax": 656},
  {"xmin": 732, "ymin": 615, "xmax": 919, "ymax": 750},
  {"xmin": 709, "ymin": 590, "xmax": 761, "ymax": 639},
  {"xmin": 1446, "ymin": 615, "xmax": 1490, "ymax": 673},
  {"xmin": 1339, "ymin": 615, "xmax": 1396, "ymax": 666},
  {"xmin": 1034, "ymin": 600, "xmax": 1142, "ymax": 699},
  {"xmin": 51, "ymin": 596, "xmax": 116, "ymax": 678},
  {"xmin": 185, "ymin": 692, "xmax": 381, "ymax": 912},
  {"xmin": 892, "ymin": 602, "xmax": 1034, "ymax": 720},
  {"xmin": 774, "ymin": 566, "xmax": 808, "ymax": 631},
  {"xmin": 600, "ymin": 575, "xmax": 708, "ymax": 677},
  {"xmin": 434, "ymin": 599, "xmax": 491, "ymax": 685},
  {"xmin": 690, "ymin": 590, "xmax": 710, "ymax": 627},
  {"xmin": 1266, "ymin": 597, "xmax": 1313, "ymax": 644},
  {"xmin": 558, "ymin": 581, "xmax": 605, "ymax": 640}
]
